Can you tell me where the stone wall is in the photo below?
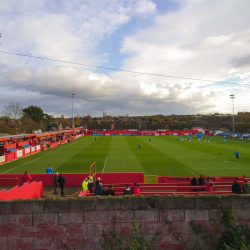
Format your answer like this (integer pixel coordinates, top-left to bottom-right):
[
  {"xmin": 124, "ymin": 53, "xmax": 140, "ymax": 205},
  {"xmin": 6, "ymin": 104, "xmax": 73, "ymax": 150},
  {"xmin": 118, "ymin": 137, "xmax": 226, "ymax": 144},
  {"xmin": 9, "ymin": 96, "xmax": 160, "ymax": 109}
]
[{"xmin": 0, "ymin": 195, "xmax": 248, "ymax": 250}]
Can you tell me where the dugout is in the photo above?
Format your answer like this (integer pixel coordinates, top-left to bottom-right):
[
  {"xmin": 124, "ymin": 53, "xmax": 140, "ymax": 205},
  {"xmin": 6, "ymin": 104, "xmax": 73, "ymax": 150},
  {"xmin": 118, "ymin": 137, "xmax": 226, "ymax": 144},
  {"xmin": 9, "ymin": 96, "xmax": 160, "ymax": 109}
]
[
  {"xmin": 0, "ymin": 133, "xmax": 37, "ymax": 154},
  {"xmin": 0, "ymin": 134, "xmax": 39, "ymax": 164}
]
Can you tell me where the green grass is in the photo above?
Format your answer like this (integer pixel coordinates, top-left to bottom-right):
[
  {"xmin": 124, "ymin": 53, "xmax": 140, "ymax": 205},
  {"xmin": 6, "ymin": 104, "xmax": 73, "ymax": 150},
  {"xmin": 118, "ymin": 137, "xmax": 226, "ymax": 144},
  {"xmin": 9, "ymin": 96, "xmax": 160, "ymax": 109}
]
[{"xmin": 0, "ymin": 136, "xmax": 249, "ymax": 177}]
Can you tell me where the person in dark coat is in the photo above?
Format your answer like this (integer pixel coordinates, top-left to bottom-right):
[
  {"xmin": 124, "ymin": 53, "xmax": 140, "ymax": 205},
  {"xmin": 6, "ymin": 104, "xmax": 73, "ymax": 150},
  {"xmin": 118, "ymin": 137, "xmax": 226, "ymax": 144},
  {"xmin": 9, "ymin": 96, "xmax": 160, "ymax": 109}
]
[
  {"xmin": 94, "ymin": 182, "xmax": 104, "ymax": 196},
  {"xmin": 242, "ymin": 179, "xmax": 250, "ymax": 194},
  {"xmin": 191, "ymin": 176, "xmax": 198, "ymax": 191},
  {"xmin": 123, "ymin": 184, "xmax": 131, "ymax": 195},
  {"xmin": 87, "ymin": 178, "xmax": 95, "ymax": 193},
  {"xmin": 54, "ymin": 172, "xmax": 59, "ymax": 195},
  {"xmin": 58, "ymin": 173, "xmax": 66, "ymax": 197},
  {"xmin": 95, "ymin": 177, "xmax": 102, "ymax": 186},
  {"xmin": 105, "ymin": 184, "xmax": 115, "ymax": 196},
  {"xmin": 198, "ymin": 175, "xmax": 205, "ymax": 191},
  {"xmin": 232, "ymin": 181, "xmax": 241, "ymax": 194}
]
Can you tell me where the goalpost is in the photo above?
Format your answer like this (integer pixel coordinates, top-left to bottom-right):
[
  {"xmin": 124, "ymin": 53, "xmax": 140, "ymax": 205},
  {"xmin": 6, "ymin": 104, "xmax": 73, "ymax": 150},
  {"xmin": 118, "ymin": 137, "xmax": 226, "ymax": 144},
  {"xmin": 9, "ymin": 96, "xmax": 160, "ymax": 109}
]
[{"xmin": 89, "ymin": 162, "xmax": 96, "ymax": 182}]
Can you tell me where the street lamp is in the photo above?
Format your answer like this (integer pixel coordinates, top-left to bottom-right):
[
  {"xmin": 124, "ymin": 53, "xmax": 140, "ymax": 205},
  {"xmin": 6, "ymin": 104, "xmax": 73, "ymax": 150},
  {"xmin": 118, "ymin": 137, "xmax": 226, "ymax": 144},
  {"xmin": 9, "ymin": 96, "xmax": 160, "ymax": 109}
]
[
  {"xmin": 71, "ymin": 93, "xmax": 76, "ymax": 128},
  {"xmin": 229, "ymin": 94, "xmax": 235, "ymax": 138}
]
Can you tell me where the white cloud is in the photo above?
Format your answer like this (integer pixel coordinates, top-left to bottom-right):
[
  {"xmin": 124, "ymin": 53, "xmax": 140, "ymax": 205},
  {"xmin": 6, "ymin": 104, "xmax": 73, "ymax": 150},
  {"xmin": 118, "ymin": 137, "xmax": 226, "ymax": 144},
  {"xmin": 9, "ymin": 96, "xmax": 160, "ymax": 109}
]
[
  {"xmin": 0, "ymin": 0, "xmax": 250, "ymax": 116},
  {"xmin": 0, "ymin": 0, "xmax": 156, "ymax": 66},
  {"xmin": 117, "ymin": 0, "xmax": 250, "ymax": 113}
]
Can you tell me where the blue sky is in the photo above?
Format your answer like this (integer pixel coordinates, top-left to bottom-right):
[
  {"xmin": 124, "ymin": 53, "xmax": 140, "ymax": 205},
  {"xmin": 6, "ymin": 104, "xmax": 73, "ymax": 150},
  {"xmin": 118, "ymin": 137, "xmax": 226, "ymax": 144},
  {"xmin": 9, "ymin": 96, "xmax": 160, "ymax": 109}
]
[
  {"xmin": 0, "ymin": 0, "xmax": 250, "ymax": 117},
  {"xmin": 95, "ymin": 0, "xmax": 179, "ymax": 75}
]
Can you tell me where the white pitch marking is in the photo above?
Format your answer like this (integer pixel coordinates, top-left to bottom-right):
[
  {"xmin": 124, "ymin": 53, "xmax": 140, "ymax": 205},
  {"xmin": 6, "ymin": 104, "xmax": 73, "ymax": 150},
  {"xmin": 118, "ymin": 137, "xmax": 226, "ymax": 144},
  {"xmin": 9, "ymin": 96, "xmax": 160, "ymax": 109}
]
[
  {"xmin": 102, "ymin": 157, "xmax": 107, "ymax": 173},
  {"xmin": 186, "ymin": 169, "xmax": 197, "ymax": 175},
  {"xmin": 1, "ymin": 138, "xmax": 84, "ymax": 174}
]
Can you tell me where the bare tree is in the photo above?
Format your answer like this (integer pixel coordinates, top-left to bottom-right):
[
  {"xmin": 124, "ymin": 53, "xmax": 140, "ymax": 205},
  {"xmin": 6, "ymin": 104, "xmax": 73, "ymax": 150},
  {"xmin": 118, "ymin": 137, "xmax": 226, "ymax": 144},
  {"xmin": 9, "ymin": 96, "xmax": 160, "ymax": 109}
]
[{"xmin": 2, "ymin": 102, "xmax": 23, "ymax": 133}]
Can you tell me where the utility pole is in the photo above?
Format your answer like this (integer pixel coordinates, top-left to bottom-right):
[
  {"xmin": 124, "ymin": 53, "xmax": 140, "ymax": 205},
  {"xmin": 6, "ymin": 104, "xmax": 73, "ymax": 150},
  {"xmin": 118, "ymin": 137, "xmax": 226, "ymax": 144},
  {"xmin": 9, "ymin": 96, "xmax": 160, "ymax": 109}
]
[
  {"xmin": 229, "ymin": 94, "xmax": 235, "ymax": 138},
  {"xmin": 71, "ymin": 93, "xmax": 76, "ymax": 128}
]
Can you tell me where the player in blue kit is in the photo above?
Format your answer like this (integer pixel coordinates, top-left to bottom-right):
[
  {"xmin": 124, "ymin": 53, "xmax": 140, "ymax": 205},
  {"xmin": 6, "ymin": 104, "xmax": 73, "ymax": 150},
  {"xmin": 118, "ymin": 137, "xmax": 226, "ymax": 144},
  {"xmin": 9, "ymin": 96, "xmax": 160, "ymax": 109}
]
[
  {"xmin": 208, "ymin": 137, "xmax": 210, "ymax": 142},
  {"xmin": 149, "ymin": 138, "xmax": 151, "ymax": 143},
  {"xmin": 234, "ymin": 150, "xmax": 239, "ymax": 159},
  {"xmin": 95, "ymin": 137, "xmax": 96, "ymax": 142},
  {"xmin": 138, "ymin": 142, "xmax": 141, "ymax": 149},
  {"xmin": 184, "ymin": 135, "xmax": 186, "ymax": 140}
]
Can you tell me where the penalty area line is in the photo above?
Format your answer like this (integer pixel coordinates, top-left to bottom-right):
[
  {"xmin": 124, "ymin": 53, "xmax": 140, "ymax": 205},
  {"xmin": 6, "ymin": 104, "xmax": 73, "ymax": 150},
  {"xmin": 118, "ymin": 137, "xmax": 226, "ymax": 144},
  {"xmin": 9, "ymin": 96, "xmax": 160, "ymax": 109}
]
[
  {"xmin": 186, "ymin": 169, "xmax": 197, "ymax": 176},
  {"xmin": 1, "ymin": 139, "xmax": 84, "ymax": 174}
]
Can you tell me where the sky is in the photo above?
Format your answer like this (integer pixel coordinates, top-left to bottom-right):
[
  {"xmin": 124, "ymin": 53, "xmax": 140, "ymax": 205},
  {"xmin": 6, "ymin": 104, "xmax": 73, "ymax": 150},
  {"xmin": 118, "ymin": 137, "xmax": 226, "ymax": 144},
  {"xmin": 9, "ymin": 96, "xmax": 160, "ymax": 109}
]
[{"xmin": 0, "ymin": 0, "xmax": 250, "ymax": 117}]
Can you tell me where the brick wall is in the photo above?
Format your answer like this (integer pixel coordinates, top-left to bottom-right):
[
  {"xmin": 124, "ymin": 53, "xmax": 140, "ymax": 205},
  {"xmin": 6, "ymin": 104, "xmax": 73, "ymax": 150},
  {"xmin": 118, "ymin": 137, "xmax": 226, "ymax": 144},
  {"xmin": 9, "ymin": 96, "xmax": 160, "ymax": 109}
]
[{"xmin": 0, "ymin": 195, "xmax": 248, "ymax": 250}]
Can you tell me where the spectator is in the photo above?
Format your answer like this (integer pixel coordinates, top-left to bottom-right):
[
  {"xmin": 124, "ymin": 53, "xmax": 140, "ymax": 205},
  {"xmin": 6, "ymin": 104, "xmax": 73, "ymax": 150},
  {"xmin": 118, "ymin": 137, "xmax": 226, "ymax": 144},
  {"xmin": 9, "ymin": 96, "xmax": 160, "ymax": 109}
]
[
  {"xmin": 87, "ymin": 178, "xmax": 95, "ymax": 193},
  {"xmin": 22, "ymin": 171, "xmax": 31, "ymax": 184},
  {"xmin": 105, "ymin": 184, "xmax": 115, "ymax": 196},
  {"xmin": 58, "ymin": 173, "xmax": 66, "ymax": 197},
  {"xmin": 205, "ymin": 177, "xmax": 214, "ymax": 192},
  {"xmin": 232, "ymin": 181, "xmax": 241, "ymax": 194},
  {"xmin": 198, "ymin": 175, "xmax": 205, "ymax": 185},
  {"xmin": 46, "ymin": 164, "xmax": 53, "ymax": 174},
  {"xmin": 191, "ymin": 176, "xmax": 198, "ymax": 192},
  {"xmin": 82, "ymin": 178, "xmax": 89, "ymax": 191},
  {"xmin": 54, "ymin": 172, "xmax": 59, "ymax": 195},
  {"xmin": 95, "ymin": 177, "xmax": 102, "ymax": 186},
  {"xmin": 131, "ymin": 182, "xmax": 140, "ymax": 195},
  {"xmin": 88, "ymin": 175, "xmax": 91, "ymax": 181},
  {"xmin": 198, "ymin": 175, "xmax": 205, "ymax": 191},
  {"xmin": 242, "ymin": 179, "xmax": 250, "ymax": 194},
  {"xmin": 123, "ymin": 184, "xmax": 131, "ymax": 195},
  {"xmin": 94, "ymin": 182, "xmax": 104, "ymax": 196}
]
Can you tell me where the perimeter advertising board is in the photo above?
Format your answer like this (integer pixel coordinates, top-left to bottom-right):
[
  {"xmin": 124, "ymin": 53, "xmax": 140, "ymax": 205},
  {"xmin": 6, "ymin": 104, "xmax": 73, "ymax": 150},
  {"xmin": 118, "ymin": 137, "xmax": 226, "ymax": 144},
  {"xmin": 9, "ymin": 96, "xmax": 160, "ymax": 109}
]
[
  {"xmin": 0, "ymin": 155, "xmax": 5, "ymax": 163},
  {"xmin": 25, "ymin": 148, "xmax": 30, "ymax": 154},
  {"xmin": 16, "ymin": 150, "xmax": 23, "ymax": 158}
]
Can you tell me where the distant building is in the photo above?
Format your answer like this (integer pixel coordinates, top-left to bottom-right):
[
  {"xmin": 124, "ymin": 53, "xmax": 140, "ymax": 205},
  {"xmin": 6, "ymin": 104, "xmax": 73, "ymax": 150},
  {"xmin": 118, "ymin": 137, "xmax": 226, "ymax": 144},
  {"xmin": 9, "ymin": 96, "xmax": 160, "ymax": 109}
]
[
  {"xmin": 46, "ymin": 122, "xmax": 62, "ymax": 131},
  {"xmin": 8, "ymin": 119, "xmax": 22, "ymax": 128}
]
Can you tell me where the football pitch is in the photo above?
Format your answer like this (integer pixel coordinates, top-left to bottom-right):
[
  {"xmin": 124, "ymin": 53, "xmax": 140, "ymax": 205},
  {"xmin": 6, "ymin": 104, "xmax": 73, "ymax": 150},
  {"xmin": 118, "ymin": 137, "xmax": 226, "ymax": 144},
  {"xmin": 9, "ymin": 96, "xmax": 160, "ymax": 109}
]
[{"xmin": 0, "ymin": 136, "xmax": 250, "ymax": 177}]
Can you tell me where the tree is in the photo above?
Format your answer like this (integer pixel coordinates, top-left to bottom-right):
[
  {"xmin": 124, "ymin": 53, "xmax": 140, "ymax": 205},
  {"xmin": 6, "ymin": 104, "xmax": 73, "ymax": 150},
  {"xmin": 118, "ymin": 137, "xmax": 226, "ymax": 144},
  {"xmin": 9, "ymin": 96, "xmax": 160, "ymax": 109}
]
[
  {"xmin": 23, "ymin": 106, "xmax": 44, "ymax": 124},
  {"xmin": 19, "ymin": 114, "xmax": 44, "ymax": 134},
  {"xmin": 2, "ymin": 102, "xmax": 23, "ymax": 133},
  {"xmin": 74, "ymin": 117, "xmax": 82, "ymax": 127},
  {"xmin": 0, "ymin": 116, "xmax": 15, "ymax": 134},
  {"xmin": 43, "ymin": 113, "xmax": 51, "ymax": 123}
]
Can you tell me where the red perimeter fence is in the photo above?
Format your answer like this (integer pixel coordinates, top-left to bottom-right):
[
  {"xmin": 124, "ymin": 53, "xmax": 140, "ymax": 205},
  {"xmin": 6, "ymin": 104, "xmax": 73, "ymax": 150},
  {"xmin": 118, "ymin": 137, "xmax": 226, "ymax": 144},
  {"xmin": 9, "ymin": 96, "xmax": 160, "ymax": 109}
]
[
  {"xmin": 0, "ymin": 173, "xmax": 245, "ymax": 187},
  {"xmin": 0, "ymin": 173, "xmax": 246, "ymax": 200},
  {"xmin": 0, "ymin": 172, "xmax": 144, "ymax": 187},
  {"xmin": 0, "ymin": 177, "xmax": 19, "ymax": 186}
]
